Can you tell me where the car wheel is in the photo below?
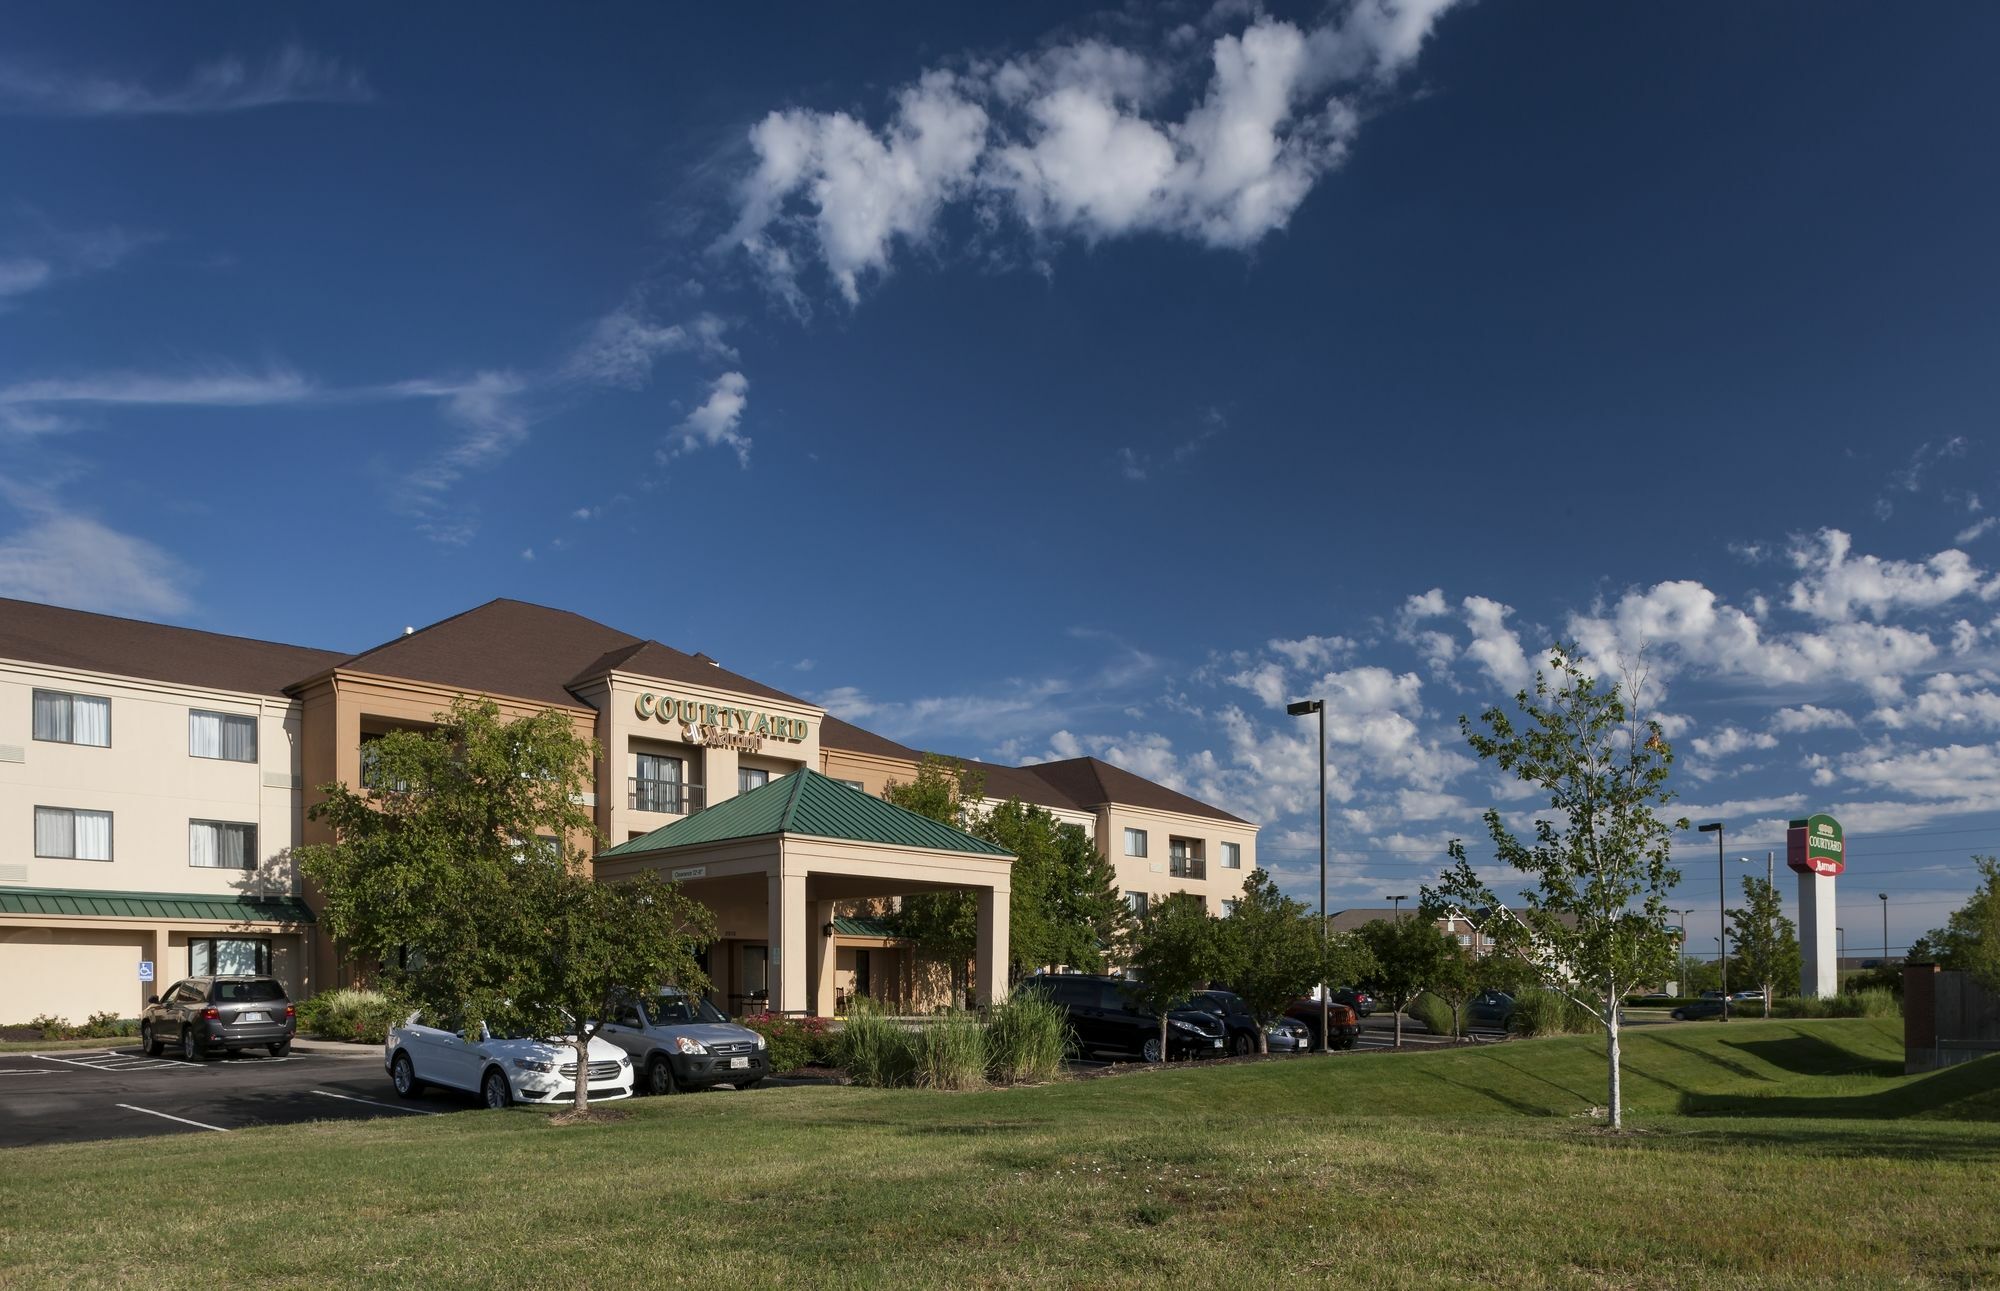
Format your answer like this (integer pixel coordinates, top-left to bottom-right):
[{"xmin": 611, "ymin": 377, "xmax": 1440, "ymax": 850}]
[
  {"xmin": 1671, "ymin": 1009, "xmax": 1687, "ymax": 1021},
  {"xmin": 180, "ymin": 1026, "xmax": 205, "ymax": 1062},
  {"xmin": 481, "ymin": 1067, "xmax": 512, "ymax": 1109},
  {"xmin": 1141, "ymin": 1036, "xmax": 1164, "ymax": 1064},
  {"xmin": 269, "ymin": 1040, "xmax": 291, "ymax": 1058},
  {"xmin": 142, "ymin": 1023, "xmax": 162, "ymax": 1057},
  {"xmin": 391, "ymin": 1052, "xmax": 425, "ymax": 1099},
  {"xmin": 645, "ymin": 1055, "xmax": 676, "ymax": 1096},
  {"xmin": 1230, "ymin": 1033, "xmax": 1255, "ymax": 1057}
]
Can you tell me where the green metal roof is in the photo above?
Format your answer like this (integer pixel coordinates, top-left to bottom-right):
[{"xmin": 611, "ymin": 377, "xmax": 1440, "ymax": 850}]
[
  {"xmin": 831, "ymin": 915, "xmax": 900, "ymax": 938},
  {"xmin": 0, "ymin": 886, "xmax": 316, "ymax": 923},
  {"xmin": 600, "ymin": 769, "xmax": 1012, "ymax": 859}
]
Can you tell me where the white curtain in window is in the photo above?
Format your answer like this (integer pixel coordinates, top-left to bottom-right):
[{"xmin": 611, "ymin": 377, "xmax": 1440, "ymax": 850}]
[
  {"xmin": 221, "ymin": 823, "xmax": 252, "ymax": 868},
  {"xmin": 34, "ymin": 807, "xmax": 72, "ymax": 857},
  {"xmin": 189, "ymin": 822, "xmax": 220, "ymax": 868},
  {"xmin": 72, "ymin": 810, "xmax": 111, "ymax": 860},
  {"xmin": 32, "ymin": 692, "xmax": 69, "ymax": 742},
  {"xmin": 70, "ymin": 697, "xmax": 109, "ymax": 747},
  {"xmin": 219, "ymin": 715, "xmax": 255, "ymax": 762},
  {"xmin": 190, "ymin": 711, "xmax": 222, "ymax": 758}
]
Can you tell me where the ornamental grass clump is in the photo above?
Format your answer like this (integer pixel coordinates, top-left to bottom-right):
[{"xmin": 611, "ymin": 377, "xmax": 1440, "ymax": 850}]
[
  {"xmin": 984, "ymin": 994, "xmax": 1069, "ymax": 1084},
  {"xmin": 839, "ymin": 998, "xmax": 918, "ymax": 1088},
  {"xmin": 297, "ymin": 988, "xmax": 402, "ymax": 1044},
  {"xmin": 1508, "ymin": 988, "xmax": 1596, "ymax": 1037},
  {"xmin": 912, "ymin": 1009, "xmax": 987, "ymax": 1090},
  {"xmin": 1408, "ymin": 992, "xmax": 1456, "ymax": 1038}
]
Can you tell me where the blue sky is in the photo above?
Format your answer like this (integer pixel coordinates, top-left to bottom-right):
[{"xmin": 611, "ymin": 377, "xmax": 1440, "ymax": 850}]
[{"xmin": 4, "ymin": 2, "xmax": 1999, "ymax": 955}]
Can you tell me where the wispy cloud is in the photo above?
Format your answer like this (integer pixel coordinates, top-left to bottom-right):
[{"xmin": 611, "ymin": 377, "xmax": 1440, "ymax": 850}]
[
  {"xmin": 0, "ymin": 45, "xmax": 372, "ymax": 118},
  {"xmin": 563, "ymin": 306, "xmax": 733, "ymax": 387},
  {"xmin": 664, "ymin": 371, "xmax": 751, "ymax": 466},
  {"xmin": 0, "ymin": 477, "xmax": 193, "ymax": 616},
  {"xmin": 1119, "ymin": 407, "xmax": 1225, "ymax": 482},
  {"xmin": 0, "ymin": 366, "xmax": 314, "ymax": 413}
]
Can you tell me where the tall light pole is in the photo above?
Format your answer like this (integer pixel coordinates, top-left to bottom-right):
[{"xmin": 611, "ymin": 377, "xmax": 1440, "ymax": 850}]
[
  {"xmin": 1288, "ymin": 698, "xmax": 1327, "ymax": 1052},
  {"xmin": 1699, "ymin": 822, "xmax": 1729, "ymax": 1020},
  {"xmin": 1386, "ymin": 894, "xmax": 1409, "ymax": 917},
  {"xmin": 1878, "ymin": 892, "xmax": 1890, "ymax": 969},
  {"xmin": 1836, "ymin": 926, "xmax": 1845, "ymax": 972}
]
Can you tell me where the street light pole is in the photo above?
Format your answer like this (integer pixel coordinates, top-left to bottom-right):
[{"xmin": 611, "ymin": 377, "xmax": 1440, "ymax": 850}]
[
  {"xmin": 1699, "ymin": 822, "xmax": 1728, "ymax": 1021},
  {"xmin": 1387, "ymin": 894, "xmax": 1409, "ymax": 917},
  {"xmin": 1287, "ymin": 699, "xmax": 1327, "ymax": 1052},
  {"xmin": 1879, "ymin": 893, "xmax": 1890, "ymax": 970}
]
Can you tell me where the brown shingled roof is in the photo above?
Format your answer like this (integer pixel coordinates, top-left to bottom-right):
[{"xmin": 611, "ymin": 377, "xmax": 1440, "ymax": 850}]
[
  {"xmin": 819, "ymin": 714, "xmax": 922, "ymax": 762},
  {"xmin": 571, "ymin": 639, "xmax": 807, "ymax": 707},
  {"xmin": 1018, "ymin": 756, "xmax": 1249, "ymax": 825},
  {"xmin": 0, "ymin": 597, "xmax": 346, "ymax": 697}
]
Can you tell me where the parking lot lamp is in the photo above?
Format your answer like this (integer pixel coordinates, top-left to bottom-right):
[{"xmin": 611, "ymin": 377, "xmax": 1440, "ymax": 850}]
[
  {"xmin": 1386, "ymin": 894, "xmax": 1409, "ymax": 917},
  {"xmin": 1879, "ymin": 893, "xmax": 1890, "ymax": 969},
  {"xmin": 1698, "ymin": 822, "xmax": 1728, "ymax": 1020},
  {"xmin": 1287, "ymin": 698, "xmax": 1327, "ymax": 1051}
]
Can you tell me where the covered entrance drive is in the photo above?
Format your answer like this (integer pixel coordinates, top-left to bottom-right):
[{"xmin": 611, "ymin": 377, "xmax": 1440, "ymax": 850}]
[{"xmin": 595, "ymin": 770, "xmax": 1013, "ymax": 1016}]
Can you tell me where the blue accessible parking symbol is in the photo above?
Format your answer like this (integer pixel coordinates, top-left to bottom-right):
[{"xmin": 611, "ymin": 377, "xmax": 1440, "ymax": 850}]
[{"xmin": 138, "ymin": 961, "xmax": 154, "ymax": 982}]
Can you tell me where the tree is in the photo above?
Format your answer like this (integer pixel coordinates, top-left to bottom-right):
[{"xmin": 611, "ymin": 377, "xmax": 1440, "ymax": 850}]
[
  {"xmin": 884, "ymin": 756, "xmax": 986, "ymax": 1003},
  {"xmin": 1728, "ymin": 877, "xmax": 1800, "ymax": 1017},
  {"xmin": 1910, "ymin": 856, "xmax": 2000, "ymax": 992},
  {"xmin": 1431, "ymin": 646, "xmax": 1685, "ymax": 1131},
  {"xmin": 298, "ymin": 697, "xmax": 715, "ymax": 1113},
  {"xmin": 981, "ymin": 798, "xmax": 1133, "ymax": 978},
  {"xmin": 1217, "ymin": 869, "xmax": 1324, "ymax": 1053},
  {"xmin": 1128, "ymin": 892, "xmax": 1226, "ymax": 1061},
  {"xmin": 1356, "ymin": 915, "xmax": 1454, "ymax": 1048}
]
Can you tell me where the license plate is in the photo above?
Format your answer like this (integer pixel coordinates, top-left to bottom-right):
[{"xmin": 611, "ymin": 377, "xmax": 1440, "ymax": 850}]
[
  {"xmin": 1209, "ymin": 1040, "xmax": 1222, "ymax": 1048},
  {"xmin": 728, "ymin": 1056, "xmax": 749, "ymax": 1069},
  {"xmin": 239, "ymin": 1012, "xmax": 268, "ymax": 1023}
]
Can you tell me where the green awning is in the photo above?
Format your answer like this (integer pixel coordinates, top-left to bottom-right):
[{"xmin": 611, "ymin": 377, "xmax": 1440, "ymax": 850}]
[
  {"xmin": 831, "ymin": 916, "xmax": 900, "ymax": 939},
  {"xmin": 0, "ymin": 886, "xmax": 315, "ymax": 924},
  {"xmin": 600, "ymin": 768, "xmax": 1012, "ymax": 860}
]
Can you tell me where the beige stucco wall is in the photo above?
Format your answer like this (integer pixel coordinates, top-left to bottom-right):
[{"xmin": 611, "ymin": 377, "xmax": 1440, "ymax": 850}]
[
  {"xmin": 0, "ymin": 658, "xmax": 305, "ymax": 898},
  {"xmin": 1097, "ymin": 803, "xmax": 1260, "ymax": 914},
  {"xmin": 0, "ymin": 921, "xmax": 310, "ymax": 1021}
]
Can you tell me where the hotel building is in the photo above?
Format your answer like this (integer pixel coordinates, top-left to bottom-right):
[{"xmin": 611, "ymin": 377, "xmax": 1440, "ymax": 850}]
[{"xmin": 1, "ymin": 597, "xmax": 1258, "ymax": 1022}]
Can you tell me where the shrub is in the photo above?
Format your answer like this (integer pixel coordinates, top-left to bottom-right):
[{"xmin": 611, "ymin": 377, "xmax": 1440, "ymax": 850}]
[
  {"xmin": 1409, "ymin": 992, "xmax": 1456, "ymax": 1037},
  {"xmin": 1509, "ymin": 988, "xmax": 1596, "ymax": 1037},
  {"xmin": 298, "ymin": 988, "xmax": 402, "ymax": 1044},
  {"xmin": 27, "ymin": 1013, "xmax": 72, "ymax": 1040},
  {"xmin": 1767, "ymin": 990, "xmax": 1902, "ymax": 1020},
  {"xmin": 740, "ymin": 1012, "xmax": 834, "ymax": 1073},
  {"xmin": 838, "ymin": 999, "xmax": 918, "ymax": 1087},
  {"xmin": 912, "ymin": 1010, "xmax": 987, "ymax": 1090},
  {"xmin": 82, "ymin": 1011, "xmax": 137, "ymax": 1038},
  {"xmin": 985, "ymin": 995, "xmax": 1070, "ymax": 1084}
]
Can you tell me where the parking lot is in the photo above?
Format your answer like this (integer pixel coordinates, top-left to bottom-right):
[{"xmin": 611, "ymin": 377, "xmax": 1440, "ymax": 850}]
[{"xmin": 0, "ymin": 1043, "xmax": 471, "ymax": 1147}]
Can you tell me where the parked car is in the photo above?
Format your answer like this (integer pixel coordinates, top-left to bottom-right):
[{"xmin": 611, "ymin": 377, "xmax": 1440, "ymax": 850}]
[
  {"xmin": 1016, "ymin": 974, "xmax": 1226, "ymax": 1062},
  {"xmin": 1466, "ymin": 990, "xmax": 1516, "ymax": 1032},
  {"xmin": 1671, "ymin": 998, "xmax": 1727, "ymax": 1021},
  {"xmin": 1329, "ymin": 987, "xmax": 1376, "ymax": 1017},
  {"xmin": 1190, "ymin": 989, "xmax": 1269, "ymax": 1056},
  {"xmin": 598, "ymin": 988, "xmax": 769, "ymax": 1094},
  {"xmin": 142, "ymin": 975, "xmax": 295, "ymax": 1061},
  {"xmin": 1730, "ymin": 990, "xmax": 1765, "ymax": 1002},
  {"xmin": 1265, "ymin": 1018, "xmax": 1313, "ymax": 1053},
  {"xmin": 1630, "ymin": 992, "xmax": 1675, "ymax": 1005},
  {"xmin": 1281, "ymin": 997, "xmax": 1361, "ymax": 1051},
  {"xmin": 384, "ymin": 1011, "xmax": 633, "ymax": 1107}
]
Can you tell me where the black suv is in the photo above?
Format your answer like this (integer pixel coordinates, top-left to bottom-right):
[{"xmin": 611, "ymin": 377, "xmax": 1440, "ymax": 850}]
[
  {"xmin": 1017, "ymin": 974, "xmax": 1225, "ymax": 1062},
  {"xmin": 142, "ymin": 976, "xmax": 295, "ymax": 1061},
  {"xmin": 1192, "ymin": 989, "xmax": 1272, "ymax": 1056}
]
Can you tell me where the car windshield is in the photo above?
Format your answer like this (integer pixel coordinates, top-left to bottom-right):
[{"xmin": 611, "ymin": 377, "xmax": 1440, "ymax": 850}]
[
  {"xmin": 650, "ymin": 993, "xmax": 728, "ymax": 1025},
  {"xmin": 211, "ymin": 979, "xmax": 284, "ymax": 1003}
]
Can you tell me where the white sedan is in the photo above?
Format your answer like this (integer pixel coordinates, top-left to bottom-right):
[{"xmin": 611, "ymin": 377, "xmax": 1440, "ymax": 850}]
[{"xmin": 384, "ymin": 1011, "xmax": 634, "ymax": 1108}]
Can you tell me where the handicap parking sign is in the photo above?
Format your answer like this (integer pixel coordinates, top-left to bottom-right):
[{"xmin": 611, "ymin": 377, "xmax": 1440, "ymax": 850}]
[{"xmin": 138, "ymin": 960, "xmax": 154, "ymax": 982}]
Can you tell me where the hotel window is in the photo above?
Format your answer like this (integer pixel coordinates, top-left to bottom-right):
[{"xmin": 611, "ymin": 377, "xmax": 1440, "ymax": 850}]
[
  {"xmin": 739, "ymin": 767, "xmax": 771, "ymax": 794},
  {"xmin": 1221, "ymin": 841, "xmax": 1241, "ymax": 869},
  {"xmin": 190, "ymin": 820, "xmax": 257, "ymax": 869},
  {"xmin": 34, "ymin": 807, "xmax": 112, "ymax": 860},
  {"xmin": 190, "ymin": 710, "xmax": 257, "ymax": 762},
  {"xmin": 634, "ymin": 752, "xmax": 686, "ymax": 813},
  {"xmin": 32, "ymin": 690, "xmax": 110, "ymax": 747},
  {"xmin": 836, "ymin": 779, "xmax": 865, "ymax": 791},
  {"xmin": 1124, "ymin": 828, "xmax": 1148, "ymax": 858},
  {"xmin": 1126, "ymin": 890, "xmax": 1149, "ymax": 918},
  {"xmin": 191, "ymin": 938, "xmax": 271, "ymax": 976},
  {"xmin": 1221, "ymin": 898, "xmax": 1240, "ymax": 916}
]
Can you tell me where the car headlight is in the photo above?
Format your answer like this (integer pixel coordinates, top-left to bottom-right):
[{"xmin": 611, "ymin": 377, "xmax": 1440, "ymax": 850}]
[
  {"xmin": 1169, "ymin": 1020, "xmax": 1199, "ymax": 1033},
  {"xmin": 752, "ymin": 1033, "xmax": 767, "ymax": 1050},
  {"xmin": 674, "ymin": 1035, "xmax": 708, "ymax": 1055},
  {"xmin": 511, "ymin": 1057, "xmax": 555, "ymax": 1074}
]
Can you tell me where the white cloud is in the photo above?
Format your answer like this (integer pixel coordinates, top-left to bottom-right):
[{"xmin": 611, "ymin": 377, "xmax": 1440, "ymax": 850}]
[
  {"xmin": 666, "ymin": 371, "xmax": 751, "ymax": 466},
  {"xmin": 0, "ymin": 257, "xmax": 53, "ymax": 297},
  {"xmin": 0, "ymin": 45, "xmax": 371, "ymax": 117},
  {"xmin": 0, "ymin": 510, "xmax": 192, "ymax": 615},
  {"xmin": 564, "ymin": 307, "xmax": 732, "ymax": 387},
  {"xmin": 1769, "ymin": 704, "xmax": 1855, "ymax": 734},
  {"xmin": 1689, "ymin": 725, "xmax": 1779, "ymax": 759},
  {"xmin": 1957, "ymin": 517, "xmax": 1999, "ymax": 545},
  {"xmin": 1872, "ymin": 673, "xmax": 2000, "ymax": 733},
  {"xmin": 1267, "ymin": 634, "xmax": 1352, "ymax": 671},
  {"xmin": 725, "ymin": 2, "xmax": 1461, "ymax": 305},
  {"xmin": 1785, "ymin": 528, "xmax": 1982, "ymax": 623},
  {"xmin": 0, "ymin": 367, "xmax": 314, "ymax": 411},
  {"xmin": 1460, "ymin": 594, "xmax": 1532, "ymax": 692}
]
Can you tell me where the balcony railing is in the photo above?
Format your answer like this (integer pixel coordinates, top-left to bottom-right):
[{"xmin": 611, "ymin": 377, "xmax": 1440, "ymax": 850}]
[
  {"xmin": 630, "ymin": 778, "xmax": 704, "ymax": 815},
  {"xmin": 1170, "ymin": 856, "xmax": 1207, "ymax": 880}
]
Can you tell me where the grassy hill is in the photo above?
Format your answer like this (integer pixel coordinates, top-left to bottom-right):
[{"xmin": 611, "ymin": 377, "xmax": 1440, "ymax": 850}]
[{"xmin": 2, "ymin": 1018, "xmax": 1995, "ymax": 1288}]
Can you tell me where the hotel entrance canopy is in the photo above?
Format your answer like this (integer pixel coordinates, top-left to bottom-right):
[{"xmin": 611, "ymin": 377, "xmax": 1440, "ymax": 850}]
[{"xmin": 596, "ymin": 770, "xmax": 1014, "ymax": 1015}]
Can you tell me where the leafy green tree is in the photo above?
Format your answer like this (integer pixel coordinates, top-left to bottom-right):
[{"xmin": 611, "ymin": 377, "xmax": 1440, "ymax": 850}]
[
  {"xmin": 1128, "ymin": 892, "xmax": 1226, "ymax": 1062},
  {"xmin": 1323, "ymin": 931, "xmax": 1379, "ymax": 1001},
  {"xmin": 299, "ymin": 697, "xmax": 714, "ymax": 1112},
  {"xmin": 1432, "ymin": 646, "xmax": 1685, "ymax": 1131},
  {"xmin": 1217, "ymin": 869, "xmax": 1323, "ymax": 1053},
  {"xmin": 1910, "ymin": 856, "xmax": 2000, "ymax": 992},
  {"xmin": 982, "ymin": 798, "xmax": 1133, "ymax": 978},
  {"xmin": 1357, "ymin": 915, "xmax": 1454, "ymax": 1047},
  {"xmin": 884, "ymin": 756, "xmax": 986, "ymax": 1002},
  {"xmin": 1728, "ymin": 877, "xmax": 1800, "ymax": 1017}
]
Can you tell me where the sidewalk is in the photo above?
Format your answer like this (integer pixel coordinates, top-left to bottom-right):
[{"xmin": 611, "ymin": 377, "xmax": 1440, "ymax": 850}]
[{"xmin": 291, "ymin": 1037, "xmax": 383, "ymax": 1058}]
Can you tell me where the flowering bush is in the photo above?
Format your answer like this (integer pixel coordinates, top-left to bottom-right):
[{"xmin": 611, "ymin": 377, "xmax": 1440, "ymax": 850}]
[
  {"xmin": 297, "ymin": 988, "xmax": 402, "ymax": 1044},
  {"xmin": 741, "ymin": 1012, "xmax": 834, "ymax": 1072}
]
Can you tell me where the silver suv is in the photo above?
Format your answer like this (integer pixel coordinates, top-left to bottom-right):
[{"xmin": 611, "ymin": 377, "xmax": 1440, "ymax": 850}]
[
  {"xmin": 598, "ymin": 989, "xmax": 769, "ymax": 1094},
  {"xmin": 142, "ymin": 976, "xmax": 295, "ymax": 1060}
]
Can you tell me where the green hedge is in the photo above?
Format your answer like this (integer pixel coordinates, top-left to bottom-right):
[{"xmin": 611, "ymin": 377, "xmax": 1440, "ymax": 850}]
[{"xmin": 296, "ymin": 989, "xmax": 402, "ymax": 1045}]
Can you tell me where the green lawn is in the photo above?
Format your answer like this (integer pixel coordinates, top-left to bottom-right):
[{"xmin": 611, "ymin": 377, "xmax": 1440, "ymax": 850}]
[{"xmin": 3, "ymin": 1019, "xmax": 1996, "ymax": 1288}]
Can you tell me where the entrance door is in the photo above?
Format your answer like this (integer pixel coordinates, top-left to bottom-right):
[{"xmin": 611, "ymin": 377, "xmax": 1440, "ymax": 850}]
[
  {"xmin": 740, "ymin": 944, "xmax": 769, "ymax": 1015},
  {"xmin": 854, "ymin": 949, "xmax": 871, "ymax": 1000}
]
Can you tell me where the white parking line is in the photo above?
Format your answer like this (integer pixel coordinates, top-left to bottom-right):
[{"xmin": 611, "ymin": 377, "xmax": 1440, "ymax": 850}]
[
  {"xmin": 115, "ymin": 1103, "xmax": 230, "ymax": 1132},
  {"xmin": 312, "ymin": 1089, "xmax": 442, "ymax": 1116}
]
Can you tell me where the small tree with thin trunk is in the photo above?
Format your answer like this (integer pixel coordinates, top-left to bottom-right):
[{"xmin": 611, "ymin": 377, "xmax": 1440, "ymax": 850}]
[
  {"xmin": 884, "ymin": 756, "xmax": 986, "ymax": 1003},
  {"xmin": 1128, "ymin": 892, "xmax": 1224, "ymax": 1061},
  {"xmin": 1431, "ymin": 646, "xmax": 1684, "ymax": 1131},
  {"xmin": 299, "ymin": 697, "xmax": 714, "ymax": 1113},
  {"xmin": 1910, "ymin": 856, "xmax": 2000, "ymax": 992},
  {"xmin": 1357, "ymin": 915, "xmax": 1454, "ymax": 1048},
  {"xmin": 1728, "ymin": 876, "xmax": 1799, "ymax": 1018},
  {"xmin": 1218, "ymin": 869, "xmax": 1323, "ymax": 1053}
]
